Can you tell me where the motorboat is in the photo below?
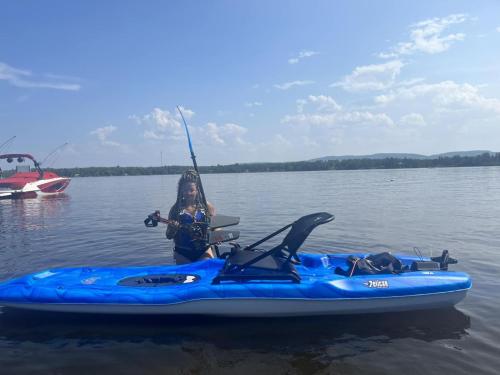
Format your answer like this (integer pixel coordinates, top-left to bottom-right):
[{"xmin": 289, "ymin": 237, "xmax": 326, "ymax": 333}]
[
  {"xmin": 0, "ymin": 153, "xmax": 70, "ymax": 199},
  {"xmin": 0, "ymin": 212, "xmax": 471, "ymax": 316}
]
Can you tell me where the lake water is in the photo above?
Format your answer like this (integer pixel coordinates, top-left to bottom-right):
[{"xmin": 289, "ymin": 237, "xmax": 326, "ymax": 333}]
[{"xmin": 1, "ymin": 167, "xmax": 499, "ymax": 374}]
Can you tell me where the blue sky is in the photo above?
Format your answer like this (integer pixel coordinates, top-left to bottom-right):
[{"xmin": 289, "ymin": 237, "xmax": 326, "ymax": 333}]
[{"xmin": 1, "ymin": 0, "xmax": 500, "ymax": 167}]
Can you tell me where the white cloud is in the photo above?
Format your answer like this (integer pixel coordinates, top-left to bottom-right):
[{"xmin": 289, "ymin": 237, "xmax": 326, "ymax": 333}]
[
  {"xmin": 307, "ymin": 95, "xmax": 342, "ymax": 112},
  {"xmin": 245, "ymin": 101, "xmax": 263, "ymax": 108},
  {"xmin": 0, "ymin": 61, "xmax": 81, "ymax": 91},
  {"xmin": 201, "ymin": 122, "xmax": 248, "ymax": 146},
  {"xmin": 282, "ymin": 111, "xmax": 394, "ymax": 127},
  {"xmin": 90, "ymin": 125, "xmax": 120, "ymax": 146},
  {"xmin": 133, "ymin": 107, "xmax": 249, "ymax": 148},
  {"xmin": 300, "ymin": 135, "xmax": 320, "ymax": 148},
  {"xmin": 332, "ymin": 60, "xmax": 404, "ymax": 92},
  {"xmin": 143, "ymin": 130, "xmax": 165, "ymax": 140},
  {"xmin": 152, "ymin": 108, "xmax": 183, "ymax": 130},
  {"xmin": 379, "ymin": 14, "xmax": 468, "ymax": 58},
  {"xmin": 295, "ymin": 95, "xmax": 341, "ymax": 114},
  {"xmin": 128, "ymin": 114, "xmax": 141, "ymax": 124},
  {"xmin": 175, "ymin": 106, "xmax": 195, "ymax": 120},
  {"xmin": 272, "ymin": 134, "xmax": 293, "ymax": 147},
  {"xmin": 398, "ymin": 78, "xmax": 426, "ymax": 87},
  {"xmin": 368, "ymin": 80, "xmax": 500, "ymax": 153},
  {"xmin": 400, "ymin": 113, "xmax": 426, "ymax": 127},
  {"xmin": 296, "ymin": 99, "xmax": 307, "ymax": 113},
  {"xmin": 43, "ymin": 73, "xmax": 82, "ymax": 81},
  {"xmin": 374, "ymin": 94, "xmax": 396, "ymax": 105},
  {"xmin": 282, "ymin": 95, "xmax": 393, "ymax": 128},
  {"xmin": 496, "ymin": 26, "xmax": 500, "ymax": 32},
  {"xmin": 375, "ymin": 80, "xmax": 500, "ymax": 113},
  {"xmin": 133, "ymin": 107, "xmax": 186, "ymax": 141},
  {"xmin": 274, "ymin": 80, "xmax": 315, "ymax": 90},
  {"xmin": 288, "ymin": 50, "xmax": 319, "ymax": 64},
  {"xmin": 216, "ymin": 109, "xmax": 231, "ymax": 116}
]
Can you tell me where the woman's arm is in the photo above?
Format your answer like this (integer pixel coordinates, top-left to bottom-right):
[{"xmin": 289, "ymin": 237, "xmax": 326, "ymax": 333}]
[
  {"xmin": 207, "ymin": 202, "xmax": 216, "ymax": 217},
  {"xmin": 165, "ymin": 205, "xmax": 179, "ymax": 239}
]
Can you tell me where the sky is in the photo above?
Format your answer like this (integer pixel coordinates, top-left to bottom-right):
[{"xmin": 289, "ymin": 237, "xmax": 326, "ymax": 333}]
[{"xmin": 1, "ymin": 0, "xmax": 500, "ymax": 167}]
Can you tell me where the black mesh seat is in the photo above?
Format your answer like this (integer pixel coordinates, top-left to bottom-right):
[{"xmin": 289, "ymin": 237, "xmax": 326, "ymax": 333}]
[{"xmin": 212, "ymin": 212, "xmax": 334, "ymax": 284}]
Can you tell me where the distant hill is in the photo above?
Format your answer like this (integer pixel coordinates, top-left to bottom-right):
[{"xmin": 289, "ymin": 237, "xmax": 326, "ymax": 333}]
[{"xmin": 310, "ymin": 150, "xmax": 494, "ymax": 162}]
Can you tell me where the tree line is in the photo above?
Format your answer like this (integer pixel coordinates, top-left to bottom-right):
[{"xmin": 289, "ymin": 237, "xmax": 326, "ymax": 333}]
[{"xmin": 2, "ymin": 152, "xmax": 500, "ymax": 178}]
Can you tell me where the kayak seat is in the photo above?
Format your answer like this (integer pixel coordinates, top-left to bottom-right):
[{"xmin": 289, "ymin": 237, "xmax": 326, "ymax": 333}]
[{"xmin": 212, "ymin": 212, "xmax": 334, "ymax": 284}]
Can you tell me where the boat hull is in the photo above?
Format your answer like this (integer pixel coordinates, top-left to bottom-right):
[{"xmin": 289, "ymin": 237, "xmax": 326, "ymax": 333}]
[
  {"xmin": 0, "ymin": 254, "xmax": 471, "ymax": 317},
  {"xmin": 1, "ymin": 289, "xmax": 469, "ymax": 316},
  {"xmin": 0, "ymin": 177, "xmax": 70, "ymax": 199}
]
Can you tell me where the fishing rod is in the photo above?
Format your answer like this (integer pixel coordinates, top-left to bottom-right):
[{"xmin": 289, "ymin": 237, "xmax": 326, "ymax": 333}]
[
  {"xmin": 144, "ymin": 107, "xmax": 209, "ymax": 227},
  {"xmin": 0, "ymin": 136, "xmax": 16, "ymax": 152},
  {"xmin": 176, "ymin": 105, "xmax": 208, "ymax": 209},
  {"xmin": 41, "ymin": 142, "xmax": 69, "ymax": 167},
  {"xmin": 145, "ymin": 109, "xmax": 240, "ymax": 252}
]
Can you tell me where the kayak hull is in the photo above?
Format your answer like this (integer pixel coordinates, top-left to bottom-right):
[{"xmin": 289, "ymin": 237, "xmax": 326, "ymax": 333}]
[
  {"xmin": 0, "ymin": 254, "xmax": 471, "ymax": 317},
  {"xmin": 2, "ymin": 289, "xmax": 468, "ymax": 316}
]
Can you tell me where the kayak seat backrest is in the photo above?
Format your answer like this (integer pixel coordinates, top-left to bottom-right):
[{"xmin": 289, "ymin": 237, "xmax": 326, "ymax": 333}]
[
  {"xmin": 212, "ymin": 212, "xmax": 334, "ymax": 284},
  {"xmin": 280, "ymin": 212, "xmax": 335, "ymax": 259}
]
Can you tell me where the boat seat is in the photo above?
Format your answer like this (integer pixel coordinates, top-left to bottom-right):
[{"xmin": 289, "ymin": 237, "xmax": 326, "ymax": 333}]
[{"xmin": 212, "ymin": 212, "xmax": 334, "ymax": 284}]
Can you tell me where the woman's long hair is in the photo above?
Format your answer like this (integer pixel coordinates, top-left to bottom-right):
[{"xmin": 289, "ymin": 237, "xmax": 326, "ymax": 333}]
[{"xmin": 171, "ymin": 169, "xmax": 206, "ymax": 217}]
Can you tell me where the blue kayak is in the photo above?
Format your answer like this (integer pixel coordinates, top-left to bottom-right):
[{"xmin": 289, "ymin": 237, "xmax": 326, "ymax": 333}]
[{"xmin": 0, "ymin": 213, "xmax": 471, "ymax": 316}]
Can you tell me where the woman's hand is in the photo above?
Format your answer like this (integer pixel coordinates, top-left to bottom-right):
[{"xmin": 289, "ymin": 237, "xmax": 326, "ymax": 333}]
[{"xmin": 166, "ymin": 221, "xmax": 179, "ymax": 239}]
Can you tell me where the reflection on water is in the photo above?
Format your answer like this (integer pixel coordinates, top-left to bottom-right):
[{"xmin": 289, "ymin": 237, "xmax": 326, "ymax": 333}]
[
  {"xmin": 0, "ymin": 194, "xmax": 71, "ymax": 231},
  {"xmin": 0, "ymin": 307, "xmax": 470, "ymax": 374},
  {"xmin": 0, "ymin": 194, "xmax": 72, "ymax": 281},
  {"xmin": 0, "ymin": 307, "xmax": 470, "ymax": 347}
]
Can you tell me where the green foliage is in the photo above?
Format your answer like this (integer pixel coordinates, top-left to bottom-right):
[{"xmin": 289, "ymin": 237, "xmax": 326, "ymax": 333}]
[{"xmin": 42, "ymin": 152, "xmax": 500, "ymax": 177}]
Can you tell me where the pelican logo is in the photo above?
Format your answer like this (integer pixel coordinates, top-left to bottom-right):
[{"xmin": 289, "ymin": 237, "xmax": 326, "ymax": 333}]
[
  {"xmin": 364, "ymin": 280, "xmax": 389, "ymax": 288},
  {"xmin": 183, "ymin": 275, "xmax": 198, "ymax": 283}
]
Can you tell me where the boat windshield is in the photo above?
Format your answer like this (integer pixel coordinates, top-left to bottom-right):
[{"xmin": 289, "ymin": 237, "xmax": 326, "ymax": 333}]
[{"xmin": 16, "ymin": 165, "xmax": 31, "ymax": 172}]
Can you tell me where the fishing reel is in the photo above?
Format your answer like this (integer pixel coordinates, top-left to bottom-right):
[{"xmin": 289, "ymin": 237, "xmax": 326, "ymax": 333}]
[
  {"xmin": 144, "ymin": 211, "xmax": 161, "ymax": 227},
  {"xmin": 188, "ymin": 222, "xmax": 208, "ymax": 241}
]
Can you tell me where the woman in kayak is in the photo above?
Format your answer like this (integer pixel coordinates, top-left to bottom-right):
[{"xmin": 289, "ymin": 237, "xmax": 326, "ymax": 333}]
[{"xmin": 166, "ymin": 169, "xmax": 216, "ymax": 264}]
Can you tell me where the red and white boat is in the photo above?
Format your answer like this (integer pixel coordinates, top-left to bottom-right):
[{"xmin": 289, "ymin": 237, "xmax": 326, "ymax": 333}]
[{"xmin": 0, "ymin": 153, "xmax": 70, "ymax": 199}]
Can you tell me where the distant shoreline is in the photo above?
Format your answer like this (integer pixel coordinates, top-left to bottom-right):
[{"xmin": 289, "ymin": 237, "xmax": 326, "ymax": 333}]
[
  {"xmin": 39, "ymin": 152, "xmax": 500, "ymax": 177},
  {"xmin": 3, "ymin": 153, "xmax": 499, "ymax": 178}
]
